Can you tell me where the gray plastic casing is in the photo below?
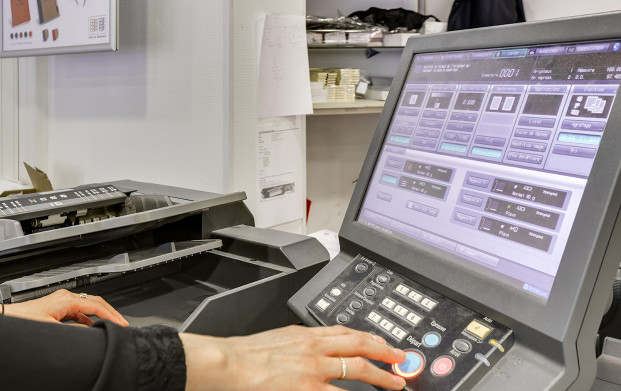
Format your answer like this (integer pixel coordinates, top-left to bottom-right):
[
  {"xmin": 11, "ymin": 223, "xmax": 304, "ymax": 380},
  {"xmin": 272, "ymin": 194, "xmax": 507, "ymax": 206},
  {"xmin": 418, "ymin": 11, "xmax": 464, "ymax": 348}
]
[{"xmin": 290, "ymin": 12, "xmax": 621, "ymax": 391}]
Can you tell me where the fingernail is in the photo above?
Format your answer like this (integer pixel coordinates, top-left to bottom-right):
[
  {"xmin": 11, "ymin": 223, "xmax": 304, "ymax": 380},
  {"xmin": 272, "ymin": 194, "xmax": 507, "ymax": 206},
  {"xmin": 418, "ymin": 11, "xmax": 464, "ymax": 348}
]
[{"xmin": 394, "ymin": 375, "xmax": 406, "ymax": 389}]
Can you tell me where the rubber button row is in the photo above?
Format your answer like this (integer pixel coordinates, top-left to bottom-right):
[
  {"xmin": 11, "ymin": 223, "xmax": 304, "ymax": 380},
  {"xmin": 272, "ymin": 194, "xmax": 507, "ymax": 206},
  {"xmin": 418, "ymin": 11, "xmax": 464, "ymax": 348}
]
[
  {"xmin": 366, "ymin": 311, "xmax": 408, "ymax": 341},
  {"xmin": 380, "ymin": 297, "xmax": 423, "ymax": 326},
  {"xmin": 394, "ymin": 283, "xmax": 438, "ymax": 311}
]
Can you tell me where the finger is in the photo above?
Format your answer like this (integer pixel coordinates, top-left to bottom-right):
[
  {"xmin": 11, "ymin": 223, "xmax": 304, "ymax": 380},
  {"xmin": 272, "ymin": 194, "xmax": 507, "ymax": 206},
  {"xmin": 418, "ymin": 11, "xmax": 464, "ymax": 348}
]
[
  {"xmin": 307, "ymin": 325, "xmax": 383, "ymax": 342},
  {"xmin": 69, "ymin": 300, "xmax": 128, "ymax": 327},
  {"xmin": 65, "ymin": 312, "xmax": 95, "ymax": 326},
  {"xmin": 84, "ymin": 295, "xmax": 129, "ymax": 326},
  {"xmin": 306, "ymin": 325, "xmax": 357, "ymax": 337},
  {"xmin": 322, "ymin": 384, "xmax": 347, "ymax": 391},
  {"xmin": 323, "ymin": 356, "xmax": 406, "ymax": 391},
  {"xmin": 307, "ymin": 326, "xmax": 389, "ymax": 348},
  {"xmin": 318, "ymin": 333, "xmax": 406, "ymax": 363}
]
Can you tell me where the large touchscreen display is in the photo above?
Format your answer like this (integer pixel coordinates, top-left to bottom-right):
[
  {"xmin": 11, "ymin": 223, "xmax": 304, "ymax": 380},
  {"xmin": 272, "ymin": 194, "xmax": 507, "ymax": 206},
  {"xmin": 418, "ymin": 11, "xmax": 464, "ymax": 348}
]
[{"xmin": 357, "ymin": 40, "xmax": 621, "ymax": 299}]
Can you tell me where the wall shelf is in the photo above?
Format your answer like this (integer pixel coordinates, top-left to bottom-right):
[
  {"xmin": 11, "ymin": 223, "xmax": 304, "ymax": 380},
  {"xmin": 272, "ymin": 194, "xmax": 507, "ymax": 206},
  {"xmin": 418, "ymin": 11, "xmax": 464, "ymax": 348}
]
[
  {"xmin": 311, "ymin": 99, "xmax": 385, "ymax": 115},
  {"xmin": 308, "ymin": 45, "xmax": 405, "ymax": 49}
]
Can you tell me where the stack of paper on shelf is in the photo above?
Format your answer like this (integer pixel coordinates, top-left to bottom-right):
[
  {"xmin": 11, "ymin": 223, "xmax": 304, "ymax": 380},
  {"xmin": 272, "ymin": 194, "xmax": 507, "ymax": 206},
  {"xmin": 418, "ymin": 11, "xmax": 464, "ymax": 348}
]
[
  {"xmin": 326, "ymin": 85, "xmax": 356, "ymax": 102},
  {"xmin": 329, "ymin": 68, "xmax": 361, "ymax": 86},
  {"xmin": 310, "ymin": 67, "xmax": 360, "ymax": 103},
  {"xmin": 310, "ymin": 81, "xmax": 328, "ymax": 103},
  {"xmin": 310, "ymin": 68, "xmax": 337, "ymax": 87}
]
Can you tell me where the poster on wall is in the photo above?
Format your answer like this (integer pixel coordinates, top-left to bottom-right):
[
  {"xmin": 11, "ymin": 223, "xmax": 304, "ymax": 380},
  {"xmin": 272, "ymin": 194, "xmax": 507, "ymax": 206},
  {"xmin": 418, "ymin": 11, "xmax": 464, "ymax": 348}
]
[
  {"xmin": 0, "ymin": 0, "xmax": 117, "ymax": 57},
  {"xmin": 256, "ymin": 116, "xmax": 305, "ymax": 228}
]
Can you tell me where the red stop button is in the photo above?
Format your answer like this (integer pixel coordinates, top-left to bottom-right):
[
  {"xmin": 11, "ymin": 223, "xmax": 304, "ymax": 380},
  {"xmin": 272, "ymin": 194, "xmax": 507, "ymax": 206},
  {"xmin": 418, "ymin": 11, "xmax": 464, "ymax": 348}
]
[{"xmin": 431, "ymin": 356, "xmax": 454, "ymax": 377}]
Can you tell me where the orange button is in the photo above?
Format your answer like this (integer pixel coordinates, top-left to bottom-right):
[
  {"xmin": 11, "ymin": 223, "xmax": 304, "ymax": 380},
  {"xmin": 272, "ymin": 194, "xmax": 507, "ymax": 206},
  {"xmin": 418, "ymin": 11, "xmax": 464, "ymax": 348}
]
[{"xmin": 393, "ymin": 351, "xmax": 425, "ymax": 378}]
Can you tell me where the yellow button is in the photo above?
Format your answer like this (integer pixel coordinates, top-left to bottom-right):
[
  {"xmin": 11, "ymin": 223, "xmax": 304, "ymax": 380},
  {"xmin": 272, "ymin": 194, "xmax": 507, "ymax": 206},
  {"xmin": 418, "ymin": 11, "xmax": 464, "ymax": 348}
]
[{"xmin": 466, "ymin": 320, "xmax": 492, "ymax": 339}]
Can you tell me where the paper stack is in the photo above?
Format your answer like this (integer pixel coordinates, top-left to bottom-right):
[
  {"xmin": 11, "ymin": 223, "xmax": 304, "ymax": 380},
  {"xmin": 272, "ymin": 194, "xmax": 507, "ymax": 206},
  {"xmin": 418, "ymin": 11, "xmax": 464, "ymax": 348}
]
[
  {"xmin": 310, "ymin": 81, "xmax": 328, "ymax": 103},
  {"xmin": 330, "ymin": 68, "xmax": 361, "ymax": 86},
  {"xmin": 326, "ymin": 85, "xmax": 356, "ymax": 102},
  {"xmin": 310, "ymin": 68, "xmax": 337, "ymax": 87},
  {"xmin": 310, "ymin": 67, "xmax": 360, "ymax": 102}
]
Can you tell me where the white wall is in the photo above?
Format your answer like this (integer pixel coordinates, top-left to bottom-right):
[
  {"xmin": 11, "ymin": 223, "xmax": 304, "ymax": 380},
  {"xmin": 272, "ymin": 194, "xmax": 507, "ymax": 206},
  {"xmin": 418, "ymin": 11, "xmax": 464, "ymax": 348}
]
[
  {"xmin": 523, "ymin": 0, "xmax": 620, "ymax": 21},
  {"xmin": 43, "ymin": 0, "xmax": 229, "ymax": 193},
  {"xmin": 0, "ymin": 59, "xmax": 18, "ymax": 181}
]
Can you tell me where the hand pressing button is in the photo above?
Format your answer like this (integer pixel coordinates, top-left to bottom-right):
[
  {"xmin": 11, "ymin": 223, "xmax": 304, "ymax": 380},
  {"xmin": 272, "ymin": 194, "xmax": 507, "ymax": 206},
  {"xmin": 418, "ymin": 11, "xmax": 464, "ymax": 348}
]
[{"xmin": 393, "ymin": 350, "xmax": 425, "ymax": 379}]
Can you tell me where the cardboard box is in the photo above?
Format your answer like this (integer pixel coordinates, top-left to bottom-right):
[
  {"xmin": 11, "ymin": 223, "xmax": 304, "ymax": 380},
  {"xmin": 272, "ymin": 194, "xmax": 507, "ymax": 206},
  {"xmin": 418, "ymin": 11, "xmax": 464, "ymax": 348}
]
[
  {"xmin": 0, "ymin": 162, "xmax": 52, "ymax": 197},
  {"xmin": 323, "ymin": 31, "xmax": 346, "ymax": 45},
  {"xmin": 307, "ymin": 32, "xmax": 322, "ymax": 45},
  {"xmin": 383, "ymin": 32, "xmax": 420, "ymax": 47},
  {"xmin": 347, "ymin": 32, "xmax": 371, "ymax": 45}
]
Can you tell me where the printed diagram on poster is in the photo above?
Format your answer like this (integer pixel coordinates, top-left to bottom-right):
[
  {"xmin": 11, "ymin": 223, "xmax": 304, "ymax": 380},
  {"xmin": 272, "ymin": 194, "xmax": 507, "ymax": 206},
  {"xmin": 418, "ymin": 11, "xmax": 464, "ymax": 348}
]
[
  {"xmin": 1, "ymin": 0, "xmax": 117, "ymax": 57},
  {"xmin": 257, "ymin": 14, "xmax": 312, "ymax": 118},
  {"xmin": 256, "ymin": 116, "xmax": 304, "ymax": 228}
]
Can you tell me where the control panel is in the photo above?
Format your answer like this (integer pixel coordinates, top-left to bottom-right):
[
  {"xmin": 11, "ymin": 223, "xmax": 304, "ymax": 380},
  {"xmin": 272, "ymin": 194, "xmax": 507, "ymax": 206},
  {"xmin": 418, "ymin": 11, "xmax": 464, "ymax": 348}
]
[{"xmin": 307, "ymin": 255, "xmax": 513, "ymax": 390}]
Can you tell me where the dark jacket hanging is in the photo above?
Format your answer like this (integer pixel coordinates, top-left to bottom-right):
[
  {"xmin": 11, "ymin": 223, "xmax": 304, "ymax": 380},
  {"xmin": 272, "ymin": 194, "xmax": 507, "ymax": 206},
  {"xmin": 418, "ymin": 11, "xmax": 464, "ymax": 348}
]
[{"xmin": 447, "ymin": 0, "xmax": 526, "ymax": 31}]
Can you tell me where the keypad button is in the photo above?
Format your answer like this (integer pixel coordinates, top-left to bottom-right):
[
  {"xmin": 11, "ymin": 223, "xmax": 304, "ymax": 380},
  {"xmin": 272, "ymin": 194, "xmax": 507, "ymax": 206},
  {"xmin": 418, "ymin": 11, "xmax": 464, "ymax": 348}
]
[
  {"xmin": 380, "ymin": 319, "xmax": 394, "ymax": 332},
  {"xmin": 336, "ymin": 313, "xmax": 350, "ymax": 324},
  {"xmin": 377, "ymin": 274, "xmax": 390, "ymax": 283},
  {"xmin": 421, "ymin": 298, "xmax": 438, "ymax": 310},
  {"xmin": 330, "ymin": 288, "xmax": 342, "ymax": 297},
  {"xmin": 350, "ymin": 300, "xmax": 363, "ymax": 310},
  {"xmin": 394, "ymin": 305, "xmax": 408, "ymax": 317},
  {"xmin": 395, "ymin": 284, "xmax": 410, "ymax": 295},
  {"xmin": 431, "ymin": 356, "xmax": 454, "ymax": 376},
  {"xmin": 364, "ymin": 287, "xmax": 377, "ymax": 297},
  {"xmin": 392, "ymin": 327, "xmax": 407, "ymax": 341},
  {"xmin": 355, "ymin": 263, "xmax": 369, "ymax": 273},
  {"xmin": 316, "ymin": 299, "xmax": 330, "ymax": 311},
  {"xmin": 367, "ymin": 311, "xmax": 382, "ymax": 323},
  {"xmin": 453, "ymin": 339, "xmax": 472, "ymax": 353},
  {"xmin": 408, "ymin": 291, "xmax": 423, "ymax": 302},
  {"xmin": 406, "ymin": 312, "xmax": 422, "ymax": 325},
  {"xmin": 382, "ymin": 297, "xmax": 396, "ymax": 309}
]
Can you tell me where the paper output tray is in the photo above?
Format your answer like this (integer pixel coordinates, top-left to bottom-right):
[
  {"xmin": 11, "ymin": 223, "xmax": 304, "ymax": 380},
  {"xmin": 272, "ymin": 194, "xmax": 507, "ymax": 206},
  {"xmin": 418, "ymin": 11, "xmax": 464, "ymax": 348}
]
[{"xmin": 80, "ymin": 249, "xmax": 296, "ymax": 335}]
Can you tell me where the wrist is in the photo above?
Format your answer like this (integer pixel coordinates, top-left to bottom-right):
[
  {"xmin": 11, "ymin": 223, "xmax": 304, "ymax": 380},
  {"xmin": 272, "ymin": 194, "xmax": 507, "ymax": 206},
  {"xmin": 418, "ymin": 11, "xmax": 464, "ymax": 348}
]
[{"xmin": 180, "ymin": 333, "xmax": 231, "ymax": 391}]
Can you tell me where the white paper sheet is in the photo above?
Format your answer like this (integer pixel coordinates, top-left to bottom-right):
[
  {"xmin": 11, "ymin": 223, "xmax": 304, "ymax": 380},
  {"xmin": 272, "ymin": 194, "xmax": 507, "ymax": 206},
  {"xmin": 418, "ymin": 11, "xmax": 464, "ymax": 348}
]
[
  {"xmin": 256, "ymin": 116, "xmax": 304, "ymax": 228},
  {"xmin": 0, "ymin": 179, "xmax": 28, "ymax": 193},
  {"xmin": 257, "ymin": 15, "xmax": 312, "ymax": 118},
  {"xmin": 307, "ymin": 229, "xmax": 340, "ymax": 260}
]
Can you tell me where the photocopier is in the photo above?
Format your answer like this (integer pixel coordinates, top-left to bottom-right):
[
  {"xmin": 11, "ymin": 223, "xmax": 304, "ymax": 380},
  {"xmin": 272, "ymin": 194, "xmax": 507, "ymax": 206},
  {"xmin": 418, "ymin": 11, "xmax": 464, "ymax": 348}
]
[{"xmin": 0, "ymin": 179, "xmax": 329, "ymax": 336}]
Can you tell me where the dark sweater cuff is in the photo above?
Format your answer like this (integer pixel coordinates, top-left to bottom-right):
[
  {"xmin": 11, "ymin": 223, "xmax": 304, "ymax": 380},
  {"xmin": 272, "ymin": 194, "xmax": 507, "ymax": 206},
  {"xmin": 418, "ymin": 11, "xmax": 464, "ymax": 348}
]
[{"xmin": 130, "ymin": 325, "xmax": 187, "ymax": 391}]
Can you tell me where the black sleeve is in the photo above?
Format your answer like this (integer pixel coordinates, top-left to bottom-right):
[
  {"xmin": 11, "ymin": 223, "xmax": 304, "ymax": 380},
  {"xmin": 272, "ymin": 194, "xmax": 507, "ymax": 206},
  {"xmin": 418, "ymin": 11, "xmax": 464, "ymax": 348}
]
[
  {"xmin": 0, "ymin": 316, "xmax": 186, "ymax": 391},
  {"xmin": 448, "ymin": 0, "xmax": 526, "ymax": 31}
]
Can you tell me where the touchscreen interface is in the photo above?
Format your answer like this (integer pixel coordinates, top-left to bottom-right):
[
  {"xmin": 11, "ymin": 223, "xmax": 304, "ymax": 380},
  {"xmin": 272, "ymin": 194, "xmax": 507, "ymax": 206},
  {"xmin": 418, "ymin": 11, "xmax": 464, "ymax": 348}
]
[{"xmin": 357, "ymin": 40, "xmax": 621, "ymax": 299}]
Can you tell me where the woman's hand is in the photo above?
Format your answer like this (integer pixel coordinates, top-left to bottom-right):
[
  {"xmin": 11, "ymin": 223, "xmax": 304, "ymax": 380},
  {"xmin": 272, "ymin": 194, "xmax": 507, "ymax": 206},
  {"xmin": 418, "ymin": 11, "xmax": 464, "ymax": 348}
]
[
  {"xmin": 181, "ymin": 324, "xmax": 407, "ymax": 391},
  {"xmin": 4, "ymin": 289, "xmax": 129, "ymax": 327}
]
